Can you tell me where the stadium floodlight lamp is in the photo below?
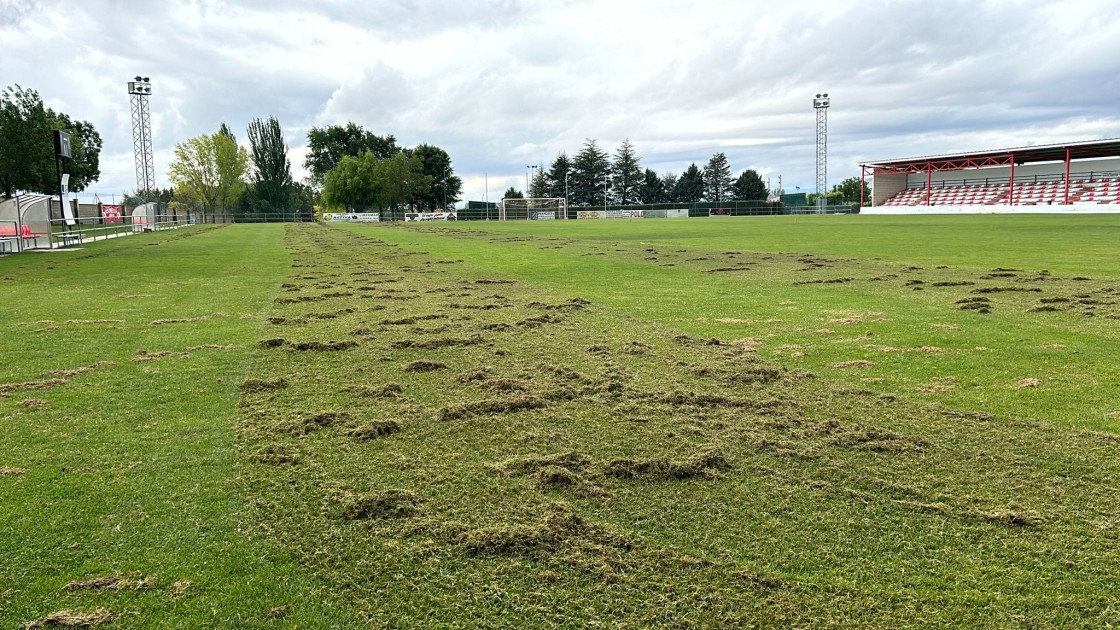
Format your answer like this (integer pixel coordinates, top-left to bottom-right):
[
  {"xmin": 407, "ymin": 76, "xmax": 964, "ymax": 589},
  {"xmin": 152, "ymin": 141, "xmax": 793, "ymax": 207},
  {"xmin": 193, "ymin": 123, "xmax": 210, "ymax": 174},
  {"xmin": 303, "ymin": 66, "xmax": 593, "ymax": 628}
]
[
  {"xmin": 813, "ymin": 93, "xmax": 830, "ymax": 109},
  {"xmin": 128, "ymin": 76, "xmax": 153, "ymax": 96}
]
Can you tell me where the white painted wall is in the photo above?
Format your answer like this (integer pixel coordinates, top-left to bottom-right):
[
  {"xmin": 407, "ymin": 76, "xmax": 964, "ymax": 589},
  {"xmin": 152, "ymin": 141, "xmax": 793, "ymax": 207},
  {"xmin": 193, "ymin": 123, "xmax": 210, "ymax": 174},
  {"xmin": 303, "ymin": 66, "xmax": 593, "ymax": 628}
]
[{"xmin": 862, "ymin": 204, "xmax": 1119, "ymax": 215}]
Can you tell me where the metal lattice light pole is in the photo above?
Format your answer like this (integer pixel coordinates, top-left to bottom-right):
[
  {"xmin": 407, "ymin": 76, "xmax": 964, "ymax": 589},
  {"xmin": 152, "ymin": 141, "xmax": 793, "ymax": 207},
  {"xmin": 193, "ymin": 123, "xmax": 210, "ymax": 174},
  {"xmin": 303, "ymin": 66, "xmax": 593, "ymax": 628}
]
[
  {"xmin": 128, "ymin": 77, "xmax": 155, "ymax": 202},
  {"xmin": 813, "ymin": 93, "xmax": 830, "ymax": 212}
]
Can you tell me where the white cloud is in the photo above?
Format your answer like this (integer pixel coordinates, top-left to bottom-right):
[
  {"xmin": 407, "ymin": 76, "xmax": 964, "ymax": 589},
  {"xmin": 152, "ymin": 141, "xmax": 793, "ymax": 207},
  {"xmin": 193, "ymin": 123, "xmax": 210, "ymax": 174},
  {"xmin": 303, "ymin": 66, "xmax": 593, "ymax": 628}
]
[{"xmin": 2, "ymin": 0, "xmax": 1119, "ymax": 202}]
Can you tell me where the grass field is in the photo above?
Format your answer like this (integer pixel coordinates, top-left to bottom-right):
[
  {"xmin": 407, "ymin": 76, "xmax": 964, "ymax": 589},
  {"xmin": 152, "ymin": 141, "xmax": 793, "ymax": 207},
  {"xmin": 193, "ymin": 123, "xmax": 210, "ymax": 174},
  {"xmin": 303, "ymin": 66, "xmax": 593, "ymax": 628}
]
[{"xmin": 1, "ymin": 216, "xmax": 1118, "ymax": 627}]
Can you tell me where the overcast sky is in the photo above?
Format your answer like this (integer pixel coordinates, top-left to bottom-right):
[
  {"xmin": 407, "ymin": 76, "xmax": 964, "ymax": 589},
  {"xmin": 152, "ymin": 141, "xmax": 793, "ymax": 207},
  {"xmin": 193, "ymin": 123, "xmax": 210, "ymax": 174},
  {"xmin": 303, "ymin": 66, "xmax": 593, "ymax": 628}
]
[{"xmin": 3, "ymin": 0, "xmax": 1119, "ymax": 203}]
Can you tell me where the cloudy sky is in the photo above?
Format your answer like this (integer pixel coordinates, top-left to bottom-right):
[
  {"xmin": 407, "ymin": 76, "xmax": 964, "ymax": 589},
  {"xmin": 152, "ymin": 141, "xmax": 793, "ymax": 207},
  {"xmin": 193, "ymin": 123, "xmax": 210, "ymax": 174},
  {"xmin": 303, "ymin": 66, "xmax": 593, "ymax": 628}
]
[{"xmin": 3, "ymin": 0, "xmax": 1119, "ymax": 203}]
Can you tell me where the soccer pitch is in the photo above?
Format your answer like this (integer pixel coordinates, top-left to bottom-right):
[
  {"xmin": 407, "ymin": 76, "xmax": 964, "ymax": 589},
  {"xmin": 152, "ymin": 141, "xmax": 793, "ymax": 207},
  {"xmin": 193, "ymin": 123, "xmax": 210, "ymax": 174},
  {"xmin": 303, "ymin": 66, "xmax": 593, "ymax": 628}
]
[{"xmin": 1, "ymin": 216, "xmax": 1118, "ymax": 627}]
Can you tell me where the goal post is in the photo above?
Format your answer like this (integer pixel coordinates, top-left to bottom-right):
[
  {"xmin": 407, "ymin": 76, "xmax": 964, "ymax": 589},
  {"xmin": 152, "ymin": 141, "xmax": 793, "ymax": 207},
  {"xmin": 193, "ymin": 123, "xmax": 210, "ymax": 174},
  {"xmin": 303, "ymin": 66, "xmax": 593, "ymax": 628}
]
[{"xmin": 497, "ymin": 198, "xmax": 568, "ymax": 220}]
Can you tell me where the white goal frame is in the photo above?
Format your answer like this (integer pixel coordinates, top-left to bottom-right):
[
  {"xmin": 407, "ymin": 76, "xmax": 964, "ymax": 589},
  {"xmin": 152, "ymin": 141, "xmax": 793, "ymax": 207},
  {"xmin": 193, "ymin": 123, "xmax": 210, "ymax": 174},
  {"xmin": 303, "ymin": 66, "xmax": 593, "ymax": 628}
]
[{"xmin": 497, "ymin": 197, "xmax": 568, "ymax": 220}]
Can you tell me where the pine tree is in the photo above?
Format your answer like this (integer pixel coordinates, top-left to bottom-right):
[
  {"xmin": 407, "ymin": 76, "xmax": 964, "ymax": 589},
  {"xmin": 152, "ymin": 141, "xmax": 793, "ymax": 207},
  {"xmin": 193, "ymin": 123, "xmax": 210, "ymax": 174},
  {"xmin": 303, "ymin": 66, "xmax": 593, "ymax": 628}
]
[
  {"xmin": 610, "ymin": 139, "xmax": 642, "ymax": 205},
  {"xmin": 638, "ymin": 168, "xmax": 666, "ymax": 204},
  {"xmin": 545, "ymin": 153, "xmax": 571, "ymax": 199},
  {"xmin": 702, "ymin": 152, "xmax": 733, "ymax": 202},
  {"xmin": 675, "ymin": 164, "xmax": 704, "ymax": 202},
  {"xmin": 569, "ymin": 139, "xmax": 611, "ymax": 206},
  {"xmin": 731, "ymin": 169, "xmax": 768, "ymax": 200}
]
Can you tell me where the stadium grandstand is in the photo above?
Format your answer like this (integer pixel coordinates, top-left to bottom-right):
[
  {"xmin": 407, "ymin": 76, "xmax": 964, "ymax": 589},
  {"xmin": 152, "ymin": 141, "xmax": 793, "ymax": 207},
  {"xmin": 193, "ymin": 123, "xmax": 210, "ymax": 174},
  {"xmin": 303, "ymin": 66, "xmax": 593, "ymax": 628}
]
[{"xmin": 860, "ymin": 138, "xmax": 1120, "ymax": 212}]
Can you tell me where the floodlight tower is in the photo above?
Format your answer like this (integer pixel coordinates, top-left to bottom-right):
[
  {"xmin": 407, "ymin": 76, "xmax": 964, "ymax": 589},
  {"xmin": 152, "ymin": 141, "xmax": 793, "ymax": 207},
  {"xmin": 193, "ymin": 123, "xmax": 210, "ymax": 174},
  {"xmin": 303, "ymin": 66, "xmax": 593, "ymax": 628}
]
[
  {"xmin": 128, "ymin": 76, "xmax": 155, "ymax": 201},
  {"xmin": 813, "ymin": 93, "xmax": 830, "ymax": 212}
]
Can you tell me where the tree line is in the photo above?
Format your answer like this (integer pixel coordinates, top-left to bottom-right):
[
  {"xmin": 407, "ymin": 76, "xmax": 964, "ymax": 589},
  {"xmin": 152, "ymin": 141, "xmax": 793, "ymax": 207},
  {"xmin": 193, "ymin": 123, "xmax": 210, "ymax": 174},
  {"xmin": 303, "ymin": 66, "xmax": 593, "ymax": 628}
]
[
  {"xmin": 0, "ymin": 85, "xmax": 102, "ymax": 199},
  {"xmin": 167, "ymin": 120, "xmax": 462, "ymax": 221},
  {"xmin": 508, "ymin": 139, "xmax": 771, "ymax": 206},
  {"xmin": 311, "ymin": 123, "xmax": 463, "ymax": 221}
]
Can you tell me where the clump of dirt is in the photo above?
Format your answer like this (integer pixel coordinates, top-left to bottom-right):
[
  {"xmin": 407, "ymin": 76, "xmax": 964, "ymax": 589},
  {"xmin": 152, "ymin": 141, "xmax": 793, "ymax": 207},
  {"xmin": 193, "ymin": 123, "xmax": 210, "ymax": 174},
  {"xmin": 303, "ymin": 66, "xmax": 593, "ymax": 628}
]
[
  {"xmin": 980, "ymin": 510, "xmax": 1043, "ymax": 526},
  {"xmin": 0, "ymin": 378, "xmax": 64, "ymax": 397},
  {"xmin": 1028, "ymin": 305, "xmax": 1061, "ymax": 313},
  {"xmin": 393, "ymin": 336, "xmax": 486, "ymax": 350},
  {"xmin": 24, "ymin": 609, "xmax": 112, "ymax": 628},
  {"xmin": 437, "ymin": 395, "xmax": 547, "ymax": 420},
  {"xmin": 48, "ymin": 362, "xmax": 115, "ymax": 379},
  {"xmin": 240, "ymin": 377, "xmax": 288, "ymax": 392},
  {"xmin": 249, "ymin": 444, "xmax": 301, "ymax": 465},
  {"xmin": 622, "ymin": 342, "xmax": 652, "ymax": 355},
  {"xmin": 604, "ymin": 448, "xmax": 732, "ymax": 480},
  {"xmin": 831, "ymin": 427, "xmax": 922, "ymax": 453},
  {"xmin": 501, "ymin": 451, "xmax": 592, "ymax": 475},
  {"xmin": 475, "ymin": 279, "xmax": 515, "ymax": 285},
  {"xmin": 830, "ymin": 316, "xmax": 864, "ymax": 325},
  {"xmin": 18, "ymin": 399, "xmax": 49, "ymax": 407},
  {"xmin": 382, "ymin": 314, "xmax": 448, "ymax": 325},
  {"xmin": 187, "ymin": 344, "xmax": 239, "ymax": 350},
  {"xmin": 980, "ymin": 272, "xmax": 1017, "ymax": 279},
  {"xmin": 536, "ymin": 465, "xmax": 583, "ymax": 490},
  {"xmin": 0, "ymin": 467, "xmax": 28, "ymax": 475},
  {"xmin": 792, "ymin": 278, "xmax": 853, "ymax": 286},
  {"xmin": 131, "ymin": 351, "xmax": 189, "ymax": 363},
  {"xmin": 1017, "ymin": 378, "xmax": 1041, "ymax": 388},
  {"xmin": 283, "ymin": 411, "xmax": 352, "ymax": 434},
  {"xmin": 457, "ymin": 367, "xmax": 492, "ymax": 383},
  {"xmin": 345, "ymin": 420, "xmax": 401, "ymax": 440},
  {"xmin": 292, "ymin": 340, "xmax": 359, "ymax": 352},
  {"xmin": 831, "ymin": 360, "xmax": 875, "ymax": 368},
  {"xmin": 526, "ymin": 298, "xmax": 591, "ymax": 311},
  {"xmin": 970, "ymin": 287, "xmax": 1041, "ymax": 294},
  {"xmin": 342, "ymin": 490, "xmax": 422, "ymax": 520},
  {"xmin": 518, "ymin": 313, "xmax": 565, "ymax": 328},
  {"xmin": 402, "ymin": 360, "xmax": 448, "ymax": 373},
  {"xmin": 459, "ymin": 504, "xmax": 631, "ymax": 559},
  {"xmin": 257, "ymin": 338, "xmax": 288, "ymax": 348},
  {"xmin": 931, "ymin": 281, "xmax": 974, "ymax": 287},
  {"xmin": 65, "ymin": 319, "xmax": 124, "ymax": 325}
]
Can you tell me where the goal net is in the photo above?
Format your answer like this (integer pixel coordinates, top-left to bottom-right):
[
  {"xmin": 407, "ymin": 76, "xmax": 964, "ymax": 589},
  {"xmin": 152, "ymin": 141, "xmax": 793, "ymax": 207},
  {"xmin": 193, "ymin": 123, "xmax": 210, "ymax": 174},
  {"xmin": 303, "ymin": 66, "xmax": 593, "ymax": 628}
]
[{"xmin": 497, "ymin": 198, "xmax": 568, "ymax": 220}]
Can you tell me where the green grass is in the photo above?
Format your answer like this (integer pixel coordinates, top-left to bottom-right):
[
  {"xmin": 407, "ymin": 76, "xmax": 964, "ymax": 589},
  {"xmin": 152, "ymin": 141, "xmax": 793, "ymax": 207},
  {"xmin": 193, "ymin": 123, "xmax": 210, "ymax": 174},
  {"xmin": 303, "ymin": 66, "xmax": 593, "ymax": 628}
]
[
  {"xmin": 359, "ymin": 214, "xmax": 1120, "ymax": 430},
  {"xmin": 2, "ymin": 217, "xmax": 1119, "ymax": 627},
  {"xmin": 0, "ymin": 225, "xmax": 358, "ymax": 628}
]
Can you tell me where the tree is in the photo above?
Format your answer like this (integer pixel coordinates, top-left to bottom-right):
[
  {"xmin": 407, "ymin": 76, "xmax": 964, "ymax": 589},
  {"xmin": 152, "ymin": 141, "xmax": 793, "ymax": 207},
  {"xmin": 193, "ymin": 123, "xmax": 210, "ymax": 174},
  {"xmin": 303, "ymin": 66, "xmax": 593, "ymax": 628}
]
[
  {"xmin": 373, "ymin": 152, "xmax": 430, "ymax": 220},
  {"xmin": 503, "ymin": 187, "xmax": 524, "ymax": 199},
  {"xmin": 731, "ymin": 169, "xmax": 768, "ymax": 201},
  {"xmin": 832, "ymin": 176, "xmax": 868, "ymax": 204},
  {"xmin": 610, "ymin": 139, "xmax": 642, "ymax": 205},
  {"xmin": 304, "ymin": 123, "xmax": 398, "ymax": 187},
  {"xmin": 637, "ymin": 168, "xmax": 666, "ymax": 204},
  {"xmin": 168, "ymin": 131, "xmax": 249, "ymax": 217},
  {"xmin": 702, "ymin": 152, "xmax": 733, "ymax": 202},
  {"xmin": 661, "ymin": 172, "xmax": 680, "ymax": 202},
  {"xmin": 0, "ymin": 85, "xmax": 102, "ymax": 198},
  {"xmin": 411, "ymin": 144, "xmax": 462, "ymax": 210},
  {"xmin": 545, "ymin": 153, "xmax": 571, "ymax": 199},
  {"xmin": 569, "ymin": 139, "xmax": 611, "ymax": 206},
  {"xmin": 529, "ymin": 169, "xmax": 548, "ymax": 198},
  {"xmin": 322, "ymin": 152, "xmax": 381, "ymax": 212},
  {"xmin": 675, "ymin": 163, "xmax": 704, "ymax": 202},
  {"xmin": 218, "ymin": 122, "xmax": 236, "ymax": 144},
  {"xmin": 246, "ymin": 116, "xmax": 294, "ymax": 213}
]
